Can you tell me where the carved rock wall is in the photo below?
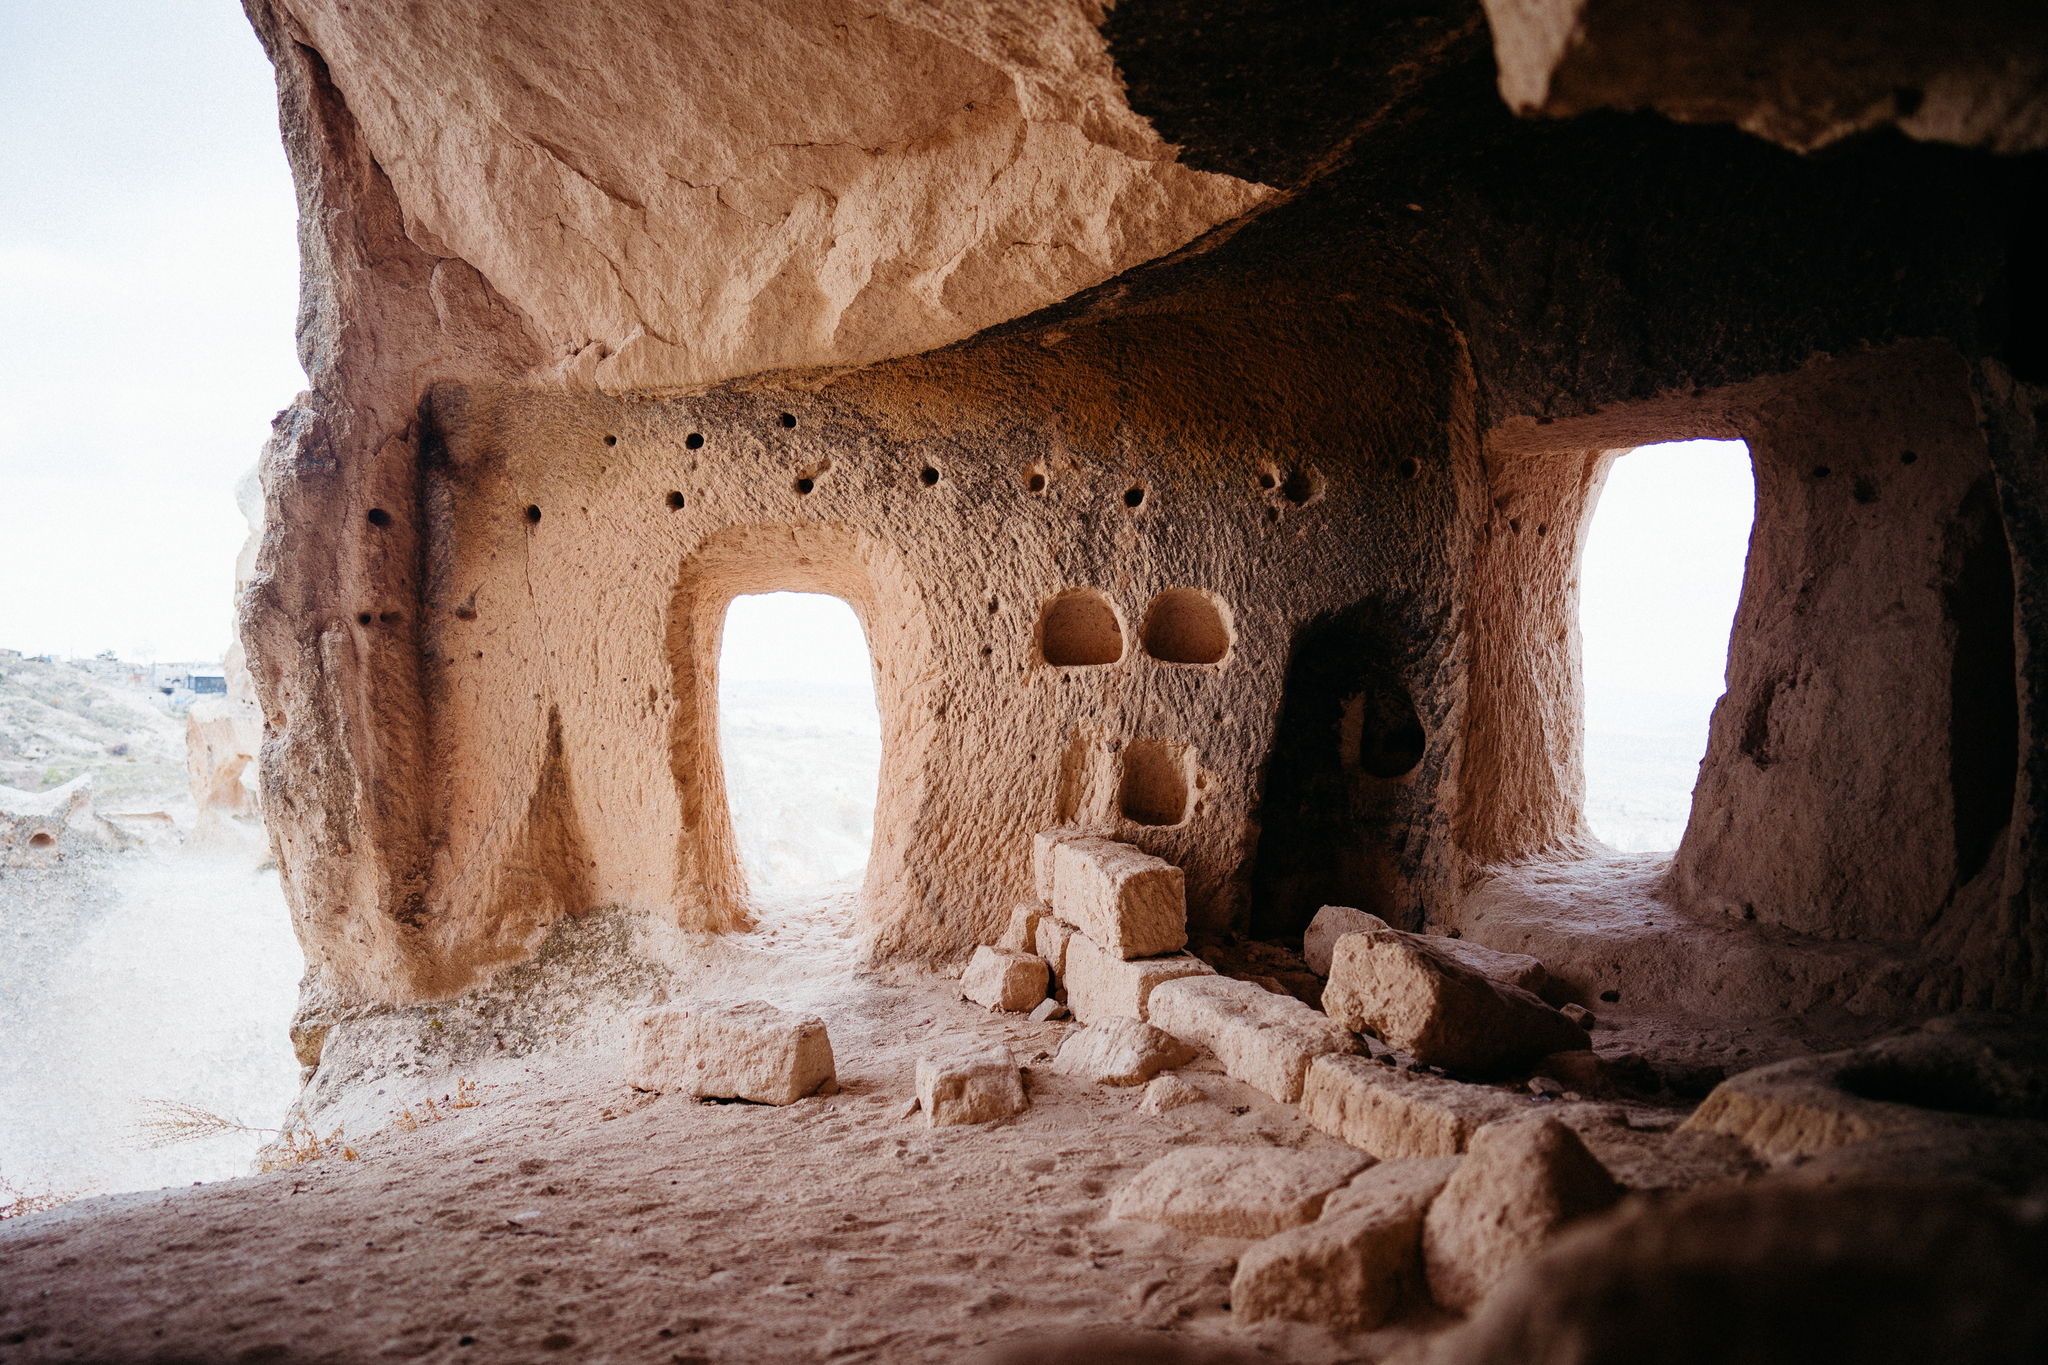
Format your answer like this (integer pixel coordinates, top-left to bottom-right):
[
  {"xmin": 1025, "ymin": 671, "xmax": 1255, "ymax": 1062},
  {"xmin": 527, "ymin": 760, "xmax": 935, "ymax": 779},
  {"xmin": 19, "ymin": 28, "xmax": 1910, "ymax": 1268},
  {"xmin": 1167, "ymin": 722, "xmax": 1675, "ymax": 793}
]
[{"xmin": 238, "ymin": 0, "xmax": 2048, "ymax": 1014}]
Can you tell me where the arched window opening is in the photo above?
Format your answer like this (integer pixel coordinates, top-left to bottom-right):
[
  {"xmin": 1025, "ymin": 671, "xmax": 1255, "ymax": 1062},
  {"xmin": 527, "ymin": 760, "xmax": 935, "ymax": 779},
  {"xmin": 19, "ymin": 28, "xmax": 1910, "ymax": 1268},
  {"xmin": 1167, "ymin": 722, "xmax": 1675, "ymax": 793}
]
[
  {"xmin": 1580, "ymin": 440, "xmax": 1755, "ymax": 851},
  {"xmin": 718, "ymin": 592, "xmax": 881, "ymax": 889}
]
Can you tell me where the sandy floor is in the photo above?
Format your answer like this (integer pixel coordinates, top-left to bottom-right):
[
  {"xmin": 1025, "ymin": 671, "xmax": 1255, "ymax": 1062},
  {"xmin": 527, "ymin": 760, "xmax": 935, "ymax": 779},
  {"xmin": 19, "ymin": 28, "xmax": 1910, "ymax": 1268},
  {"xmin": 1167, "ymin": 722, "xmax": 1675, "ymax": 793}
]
[{"xmin": 0, "ymin": 886, "xmax": 1785, "ymax": 1365}]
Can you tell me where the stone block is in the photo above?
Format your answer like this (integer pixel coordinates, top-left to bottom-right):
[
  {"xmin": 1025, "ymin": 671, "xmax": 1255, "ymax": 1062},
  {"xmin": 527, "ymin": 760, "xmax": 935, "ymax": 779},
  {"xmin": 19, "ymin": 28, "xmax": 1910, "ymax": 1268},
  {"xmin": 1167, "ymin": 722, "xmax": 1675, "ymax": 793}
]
[
  {"xmin": 960, "ymin": 946, "xmax": 1050, "ymax": 1012},
  {"xmin": 1031, "ymin": 826, "xmax": 1090, "ymax": 905},
  {"xmin": 916, "ymin": 1045, "xmax": 1028, "ymax": 1127},
  {"xmin": 1140, "ymin": 1074, "xmax": 1206, "ymax": 1114},
  {"xmin": 1109, "ymin": 1145, "xmax": 1371, "ymax": 1238},
  {"xmin": 1304, "ymin": 904, "xmax": 1392, "ymax": 977},
  {"xmin": 1028, "ymin": 997, "xmax": 1068, "ymax": 1023},
  {"xmin": 1054, "ymin": 1018, "xmax": 1198, "ymax": 1086},
  {"xmin": 1422, "ymin": 1115, "xmax": 1621, "ymax": 1311},
  {"xmin": 1231, "ymin": 1158, "xmax": 1459, "ymax": 1330},
  {"xmin": 1320, "ymin": 1155, "xmax": 1463, "ymax": 1221},
  {"xmin": 1322, "ymin": 930, "xmax": 1589, "ymax": 1072},
  {"xmin": 1147, "ymin": 975, "xmax": 1365, "ymax": 1103},
  {"xmin": 624, "ymin": 1000, "xmax": 836, "ymax": 1105},
  {"xmin": 1049, "ymin": 836, "xmax": 1187, "ymax": 959},
  {"xmin": 1062, "ymin": 930, "xmax": 1215, "ymax": 1024},
  {"xmin": 1431, "ymin": 936, "xmax": 1558, "ymax": 1002},
  {"xmin": 1300, "ymin": 1054, "xmax": 1526, "ymax": 1159},
  {"xmin": 999, "ymin": 903, "xmax": 1041, "ymax": 953},
  {"xmin": 1034, "ymin": 916, "xmax": 1076, "ymax": 979}
]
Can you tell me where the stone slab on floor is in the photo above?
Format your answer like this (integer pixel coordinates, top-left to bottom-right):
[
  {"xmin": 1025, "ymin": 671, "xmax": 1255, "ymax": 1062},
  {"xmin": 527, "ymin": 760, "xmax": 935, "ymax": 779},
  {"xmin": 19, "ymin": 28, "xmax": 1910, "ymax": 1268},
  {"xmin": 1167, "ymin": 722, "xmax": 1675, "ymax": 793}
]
[
  {"xmin": 1050, "ymin": 836, "xmax": 1188, "ymax": 960},
  {"xmin": 1422, "ymin": 1115, "xmax": 1622, "ymax": 1311},
  {"xmin": 916, "ymin": 1044, "xmax": 1028, "ymax": 1127},
  {"xmin": 1109, "ymin": 1144, "xmax": 1372, "ymax": 1238},
  {"xmin": 1300, "ymin": 1054, "xmax": 1527, "ymax": 1159},
  {"xmin": 1431, "ymin": 938, "xmax": 1557, "ymax": 1002},
  {"xmin": 1304, "ymin": 905, "xmax": 1392, "ymax": 977},
  {"xmin": 960, "ymin": 946, "xmax": 1050, "ymax": 1012},
  {"xmin": 1140, "ymin": 1074, "xmax": 1206, "ymax": 1114},
  {"xmin": 1062, "ymin": 930, "xmax": 1215, "ymax": 1024},
  {"xmin": 1053, "ymin": 1018, "xmax": 1198, "ymax": 1086},
  {"xmin": 1322, "ymin": 929, "xmax": 1588, "ymax": 1072},
  {"xmin": 624, "ymin": 999, "xmax": 836, "ymax": 1105},
  {"xmin": 1231, "ymin": 1157, "xmax": 1461, "ymax": 1330},
  {"xmin": 1147, "ymin": 974, "xmax": 1364, "ymax": 1103}
]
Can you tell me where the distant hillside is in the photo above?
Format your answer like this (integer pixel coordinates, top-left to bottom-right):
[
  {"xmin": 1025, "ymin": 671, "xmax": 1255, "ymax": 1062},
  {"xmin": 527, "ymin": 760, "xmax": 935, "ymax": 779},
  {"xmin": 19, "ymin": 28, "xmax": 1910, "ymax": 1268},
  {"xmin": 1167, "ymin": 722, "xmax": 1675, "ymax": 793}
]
[{"xmin": 0, "ymin": 658, "xmax": 188, "ymax": 810}]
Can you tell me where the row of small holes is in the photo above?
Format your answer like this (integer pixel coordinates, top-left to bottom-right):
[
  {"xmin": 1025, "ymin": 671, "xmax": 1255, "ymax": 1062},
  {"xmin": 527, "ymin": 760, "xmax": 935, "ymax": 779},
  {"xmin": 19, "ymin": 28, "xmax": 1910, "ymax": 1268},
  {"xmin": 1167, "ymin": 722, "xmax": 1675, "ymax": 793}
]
[
  {"xmin": 606, "ymin": 419, "xmax": 788, "ymax": 451},
  {"xmin": 516, "ymin": 451, "xmax": 1434, "ymax": 523}
]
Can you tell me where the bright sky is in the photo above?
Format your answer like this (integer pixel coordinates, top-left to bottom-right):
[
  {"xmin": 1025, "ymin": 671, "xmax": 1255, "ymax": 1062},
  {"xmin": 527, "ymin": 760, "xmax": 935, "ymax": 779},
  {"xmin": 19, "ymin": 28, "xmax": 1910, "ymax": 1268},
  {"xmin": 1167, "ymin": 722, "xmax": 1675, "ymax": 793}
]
[
  {"xmin": 719, "ymin": 593, "xmax": 875, "ymax": 686},
  {"xmin": 0, "ymin": 0, "xmax": 302, "ymax": 663},
  {"xmin": 1580, "ymin": 440, "xmax": 1756, "ymax": 698}
]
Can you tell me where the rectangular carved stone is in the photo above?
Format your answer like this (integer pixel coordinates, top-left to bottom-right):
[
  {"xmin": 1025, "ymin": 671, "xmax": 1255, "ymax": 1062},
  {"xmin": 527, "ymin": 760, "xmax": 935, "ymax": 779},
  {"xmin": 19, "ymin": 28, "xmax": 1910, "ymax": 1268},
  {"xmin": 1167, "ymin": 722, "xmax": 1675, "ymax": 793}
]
[
  {"xmin": 1031, "ymin": 826, "xmax": 1091, "ymax": 905},
  {"xmin": 917, "ymin": 1045, "xmax": 1028, "ymax": 1127},
  {"xmin": 624, "ymin": 1000, "xmax": 836, "ymax": 1105},
  {"xmin": 1035, "ymin": 916, "xmax": 1077, "ymax": 980},
  {"xmin": 1050, "ymin": 836, "xmax": 1187, "ymax": 960},
  {"xmin": 1062, "ymin": 930, "xmax": 1214, "ymax": 1024},
  {"xmin": 960, "ymin": 946, "xmax": 1050, "ymax": 1012},
  {"xmin": 999, "ymin": 904, "xmax": 1042, "ymax": 953},
  {"xmin": 1230, "ymin": 1157, "xmax": 1460, "ymax": 1330},
  {"xmin": 1109, "ymin": 1145, "xmax": 1371, "ymax": 1238},
  {"xmin": 1304, "ymin": 905, "xmax": 1392, "ymax": 978},
  {"xmin": 1300, "ymin": 1054, "xmax": 1525, "ymax": 1159},
  {"xmin": 1321, "ymin": 929, "xmax": 1587, "ymax": 1072},
  {"xmin": 1147, "ymin": 975, "xmax": 1364, "ymax": 1103}
]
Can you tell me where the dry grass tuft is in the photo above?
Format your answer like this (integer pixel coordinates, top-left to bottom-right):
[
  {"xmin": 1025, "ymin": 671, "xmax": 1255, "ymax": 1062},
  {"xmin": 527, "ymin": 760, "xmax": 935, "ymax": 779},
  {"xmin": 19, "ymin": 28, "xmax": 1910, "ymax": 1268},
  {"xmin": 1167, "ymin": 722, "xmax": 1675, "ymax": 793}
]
[
  {"xmin": 255, "ymin": 1124, "xmax": 355, "ymax": 1173},
  {"xmin": 133, "ymin": 1100, "xmax": 357, "ymax": 1172},
  {"xmin": 131, "ymin": 1099, "xmax": 259, "ymax": 1149},
  {"xmin": 1, "ymin": 1169, "xmax": 79, "ymax": 1222}
]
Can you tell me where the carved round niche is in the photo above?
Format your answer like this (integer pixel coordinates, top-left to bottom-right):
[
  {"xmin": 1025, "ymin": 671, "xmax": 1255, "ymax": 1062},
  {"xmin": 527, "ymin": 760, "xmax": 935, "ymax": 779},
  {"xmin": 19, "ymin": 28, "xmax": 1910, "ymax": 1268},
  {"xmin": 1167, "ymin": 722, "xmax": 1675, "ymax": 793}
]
[
  {"xmin": 1038, "ymin": 589, "xmax": 1124, "ymax": 667},
  {"xmin": 1119, "ymin": 739, "xmax": 1193, "ymax": 826},
  {"xmin": 1140, "ymin": 588, "xmax": 1232, "ymax": 665}
]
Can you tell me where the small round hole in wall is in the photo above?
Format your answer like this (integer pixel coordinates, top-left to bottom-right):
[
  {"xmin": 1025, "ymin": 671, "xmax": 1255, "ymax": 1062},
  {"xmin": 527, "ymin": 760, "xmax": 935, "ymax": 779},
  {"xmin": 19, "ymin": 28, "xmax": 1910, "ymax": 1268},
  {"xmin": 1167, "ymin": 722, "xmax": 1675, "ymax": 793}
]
[
  {"xmin": 1140, "ymin": 588, "xmax": 1232, "ymax": 665},
  {"xmin": 921, "ymin": 467, "xmax": 940, "ymax": 487},
  {"xmin": 1812, "ymin": 465, "xmax": 1832, "ymax": 479},
  {"xmin": 1901, "ymin": 450, "xmax": 1918, "ymax": 465},
  {"xmin": 666, "ymin": 491, "xmax": 685, "ymax": 510},
  {"xmin": 1396, "ymin": 457, "xmax": 1421, "ymax": 480},
  {"xmin": 358, "ymin": 612, "xmax": 373, "ymax": 626},
  {"xmin": 780, "ymin": 412, "xmax": 797, "ymax": 429},
  {"xmin": 525, "ymin": 505, "xmax": 542, "ymax": 523},
  {"xmin": 1123, "ymin": 486, "xmax": 1145, "ymax": 509},
  {"xmin": 795, "ymin": 477, "xmax": 814, "ymax": 495},
  {"xmin": 1026, "ymin": 468, "xmax": 1047, "ymax": 493},
  {"xmin": 1257, "ymin": 468, "xmax": 1277, "ymax": 491},
  {"xmin": 1358, "ymin": 675, "xmax": 1426, "ymax": 779},
  {"xmin": 1279, "ymin": 467, "xmax": 1320, "ymax": 505},
  {"xmin": 1038, "ymin": 589, "xmax": 1123, "ymax": 666},
  {"xmin": 366, "ymin": 508, "xmax": 391, "ymax": 527},
  {"xmin": 603, "ymin": 435, "xmax": 617, "ymax": 447},
  {"xmin": 1119, "ymin": 739, "xmax": 1190, "ymax": 826},
  {"xmin": 686, "ymin": 433, "xmax": 704, "ymax": 450},
  {"xmin": 28, "ymin": 832, "xmax": 55, "ymax": 850}
]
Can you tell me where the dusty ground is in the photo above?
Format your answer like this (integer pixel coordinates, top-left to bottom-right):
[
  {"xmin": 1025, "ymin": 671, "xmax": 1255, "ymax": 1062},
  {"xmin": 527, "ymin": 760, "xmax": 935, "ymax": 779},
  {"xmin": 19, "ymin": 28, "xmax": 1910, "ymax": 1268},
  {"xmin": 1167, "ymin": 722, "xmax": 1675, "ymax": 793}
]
[{"xmin": 0, "ymin": 885, "xmax": 1802, "ymax": 1365}]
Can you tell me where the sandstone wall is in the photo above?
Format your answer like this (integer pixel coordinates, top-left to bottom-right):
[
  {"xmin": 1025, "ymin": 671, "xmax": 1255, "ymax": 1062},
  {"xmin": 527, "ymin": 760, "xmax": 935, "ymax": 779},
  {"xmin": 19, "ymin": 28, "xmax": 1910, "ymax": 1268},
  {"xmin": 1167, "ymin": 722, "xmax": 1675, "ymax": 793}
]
[{"xmin": 239, "ymin": 0, "xmax": 2048, "ymax": 1013}]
